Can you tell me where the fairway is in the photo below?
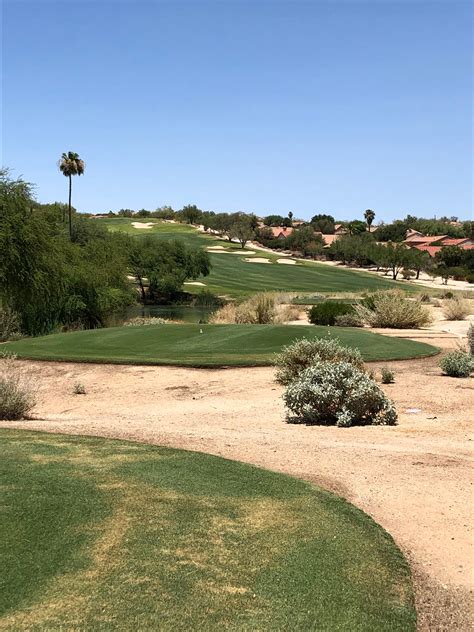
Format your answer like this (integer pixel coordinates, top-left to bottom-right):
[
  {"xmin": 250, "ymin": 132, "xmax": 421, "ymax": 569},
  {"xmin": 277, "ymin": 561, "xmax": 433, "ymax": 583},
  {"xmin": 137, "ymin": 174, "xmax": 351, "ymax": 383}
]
[
  {"xmin": 5, "ymin": 324, "xmax": 438, "ymax": 366},
  {"xmin": 99, "ymin": 218, "xmax": 414, "ymax": 297},
  {"xmin": 0, "ymin": 431, "xmax": 416, "ymax": 630}
]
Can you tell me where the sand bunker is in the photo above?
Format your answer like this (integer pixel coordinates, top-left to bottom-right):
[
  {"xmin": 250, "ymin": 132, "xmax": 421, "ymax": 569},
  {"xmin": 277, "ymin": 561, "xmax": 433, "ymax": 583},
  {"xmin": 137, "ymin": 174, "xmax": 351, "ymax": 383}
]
[
  {"xmin": 131, "ymin": 222, "xmax": 156, "ymax": 229},
  {"xmin": 245, "ymin": 257, "xmax": 270, "ymax": 264},
  {"xmin": 277, "ymin": 258, "xmax": 296, "ymax": 265},
  {"xmin": 183, "ymin": 281, "xmax": 207, "ymax": 286},
  {"xmin": 207, "ymin": 245, "xmax": 226, "ymax": 250},
  {"xmin": 207, "ymin": 246, "xmax": 256, "ymax": 255}
]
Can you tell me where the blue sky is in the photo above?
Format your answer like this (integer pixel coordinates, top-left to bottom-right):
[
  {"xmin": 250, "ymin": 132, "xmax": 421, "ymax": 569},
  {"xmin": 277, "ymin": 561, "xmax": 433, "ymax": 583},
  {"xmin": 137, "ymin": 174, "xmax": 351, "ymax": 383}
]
[{"xmin": 2, "ymin": 0, "xmax": 472, "ymax": 221}]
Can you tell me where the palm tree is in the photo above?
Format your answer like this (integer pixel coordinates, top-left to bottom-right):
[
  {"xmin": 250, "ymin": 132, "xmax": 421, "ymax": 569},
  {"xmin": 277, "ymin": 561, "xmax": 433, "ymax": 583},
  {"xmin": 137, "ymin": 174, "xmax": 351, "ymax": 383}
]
[
  {"xmin": 364, "ymin": 208, "xmax": 375, "ymax": 231},
  {"xmin": 58, "ymin": 151, "xmax": 85, "ymax": 238}
]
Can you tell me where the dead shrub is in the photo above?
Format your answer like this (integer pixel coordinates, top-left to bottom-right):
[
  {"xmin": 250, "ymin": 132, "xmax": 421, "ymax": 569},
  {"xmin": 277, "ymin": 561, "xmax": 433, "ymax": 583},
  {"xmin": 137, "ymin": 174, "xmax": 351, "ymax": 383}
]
[
  {"xmin": 442, "ymin": 298, "xmax": 472, "ymax": 321},
  {"xmin": 209, "ymin": 303, "xmax": 237, "ymax": 324},
  {"xmin": 0, "ymin": 355, "xmax": 37, "ymax": 420}
]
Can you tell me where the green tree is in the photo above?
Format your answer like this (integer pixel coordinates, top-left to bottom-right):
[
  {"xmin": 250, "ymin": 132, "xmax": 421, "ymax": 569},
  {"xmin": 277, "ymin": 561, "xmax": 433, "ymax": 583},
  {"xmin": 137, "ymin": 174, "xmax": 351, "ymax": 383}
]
[
  {"xmin": 364, "ymin": 209, "xmax": 375, "ymax": 230},
  {"xmin": 178, "ymin": 204, "xmax": 203, "ymax": 224},
  {"xmin": 129, "ymin": 237, "xmax": 211, "ymax": 302},
  {"xmin": 58, "ymin": 151, "xmax": 85, "ymax": 239},
  {"xmin": 310, "ymin": 214, "xmax": 335, "ymax": 234},
  {"xmin": 348, "ymin": 220, "xmax": 367, "ymax": 235},
  {"xmin": 229, "ymin": 216, "xmax": 255, "ymax": 248}
]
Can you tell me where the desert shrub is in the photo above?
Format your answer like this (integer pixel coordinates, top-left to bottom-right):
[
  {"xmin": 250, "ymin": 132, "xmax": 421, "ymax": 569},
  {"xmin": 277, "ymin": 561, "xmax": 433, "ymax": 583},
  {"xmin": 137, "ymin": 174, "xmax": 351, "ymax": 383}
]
[
  {"xmin": 442, "ymin": 298, "xmax": 471, "ymax": 321},
  {"xmin": 0, "ymin": 356, "xmax": 37, "ymax": 420},
  {"xmin": 380, "ymin": 367, "xmax": 395, "ymax": 384},
  {"xmin": 441, "ymin": 291, "xmax": 454, "ymax": 299},
  {"xmin": 0, "ymin": 306, "xmax": 21, "ymax": 342},
  {"xmin": 466, "ymin": 273, "xmax": 474, "ymax": 284},
  {"xmin": 124, "ymin": 317, "xmax": 168, "ymax": 327},
  {"xmin": 275, "ymin": 304, "xmax": 301, "ymax": 323},
  {"xmin": 401, "ymin": 269, "xmax": 414, "ymax": 280},
  {"xmin": 236, "ymin": 293, "xmax": 275, "ymax": 324},
  {"xmin": 355, "ymin": 290, "xmax": 432, "ymax": 329},
  {"xmin": 439, "ymin": 351, "xmax": 473, "ymax": 378},
  {"xmin": 275, "ymin": 337, "xmax": 364, "ymax": 385},
  {"xmin": 419, "ymin": 293, "xmax": 431, "ymax": 303},
  {"xmin": 283, "ymin": 361, "xmax": 397, "ymax": 427},
  {"xmin": 468, "ymin": 323, "xmax": 474, "ymax": 355},
  {"xmin": 73, "ymin": 382, "xmax": 86, "ymax": 395},
  {"xmin": 210, "ymin": 303, "xmax": 237, "ymax": 324},
  {"xmin": 308, "ymin": 302, "xmax": 355, "ymax": 326},
  {"xmin": 334, "ymin": 313, "xmax": 363, "ymax": 327}
]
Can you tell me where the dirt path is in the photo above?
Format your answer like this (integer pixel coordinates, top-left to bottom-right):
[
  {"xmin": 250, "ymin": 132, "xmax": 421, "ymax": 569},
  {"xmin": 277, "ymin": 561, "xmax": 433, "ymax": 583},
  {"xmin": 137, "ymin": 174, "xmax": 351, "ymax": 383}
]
[{"xmin": 3, "ymin": 338, "xmax": 473, "ymax": 630}]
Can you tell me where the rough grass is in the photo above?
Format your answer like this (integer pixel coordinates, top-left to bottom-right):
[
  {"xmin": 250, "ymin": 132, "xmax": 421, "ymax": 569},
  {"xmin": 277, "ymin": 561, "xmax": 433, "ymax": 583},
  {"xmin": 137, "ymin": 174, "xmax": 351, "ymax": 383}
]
[
  {"xmin": 0, "ymin": 430, "xmax": 416, "ymax": 631},
  {"xmin": 4, "ymin": 324, "xmax": 438, "ymax": 366}
]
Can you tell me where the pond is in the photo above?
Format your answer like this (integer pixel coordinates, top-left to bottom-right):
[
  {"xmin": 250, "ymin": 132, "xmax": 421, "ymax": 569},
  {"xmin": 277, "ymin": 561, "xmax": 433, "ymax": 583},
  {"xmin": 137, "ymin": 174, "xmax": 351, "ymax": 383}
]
[{"xmin": 125, "ymin": 304, "xmax": 216, "ymax": 324}]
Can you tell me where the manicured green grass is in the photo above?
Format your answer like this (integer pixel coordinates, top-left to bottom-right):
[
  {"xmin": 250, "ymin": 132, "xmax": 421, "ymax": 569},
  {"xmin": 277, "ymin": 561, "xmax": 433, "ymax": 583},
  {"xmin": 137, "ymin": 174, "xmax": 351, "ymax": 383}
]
[
  {"xmin": 0, "ymin": 430, "xmax": 416, "ymax": 630},
  {"xmin": 99, "ymin": 218, "xmax": 416, "ymax": 297},
  {"xmin": 5, "ymin": 324, "xmax": 437, "ymax": 366}
]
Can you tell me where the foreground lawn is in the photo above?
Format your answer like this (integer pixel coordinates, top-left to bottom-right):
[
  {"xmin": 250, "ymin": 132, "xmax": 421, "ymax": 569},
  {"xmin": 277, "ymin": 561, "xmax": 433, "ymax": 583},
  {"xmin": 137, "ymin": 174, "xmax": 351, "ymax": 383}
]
[
  {"xmin": 100, "ymin": 218, "xmax": 415, "ymax": 296},
  {"xmin": 0, "ymin": 431, "xmax": 416, "ymax": 631},
  {"xmin": 5, "ymin": 324, "xmax": 437, "ymax": 366}
]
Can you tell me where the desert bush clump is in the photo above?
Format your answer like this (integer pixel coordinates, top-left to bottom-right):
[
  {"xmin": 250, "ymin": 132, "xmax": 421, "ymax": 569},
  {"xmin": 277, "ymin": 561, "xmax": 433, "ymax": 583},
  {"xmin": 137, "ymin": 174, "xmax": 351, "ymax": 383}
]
[
  {"xmin": 355, "ymin": 290, "xmax": 432, "ymax": 329},
  {"xmin": 0, "ymin": 306, "xmax": 21, "ymax": 342},
  {"xmin": 275, "ymin": 304, "xmax": 301, "ymax": 323},
  {"xmin": 380, "ymin": 367, "xmax": 395, "ymax": 384},
  {"xmin": 275, "ymin": 337, "xmax": 364, "ymax": 385},
  {"xmin": 211, "ymin": 293, "xmax": 277, "ymax": 324},
  {"xmin": 308, "ymin": 302, "xmax": 355, "ymax": 326},
  {"xmin": 442, "ymin": 298, "xmax": 471, "ymax": 321},
  {"xmin": 439, "ymin": 351, "xmax": 473, "ymax": 378},
  {"xmin": 334, "ymin": 313, "xmax": 363, "ymax": 327},
  {"xmin": 283, "ymin": 361, "xmax": 397, "ymax": 427},
  {"xmin": 0, "ymin": 355, "xmax": 37, "ymax": 420},
  {"xmin": 419, "ymin": 293, "xmax": 431, "ymax": 304},
  {"xmin": 210, "ymin": 303, "xmax": 237, "ymax": 324},
  {"xmin": 73, "ymin": 382, "xmax": 86, "ymax": 395}
]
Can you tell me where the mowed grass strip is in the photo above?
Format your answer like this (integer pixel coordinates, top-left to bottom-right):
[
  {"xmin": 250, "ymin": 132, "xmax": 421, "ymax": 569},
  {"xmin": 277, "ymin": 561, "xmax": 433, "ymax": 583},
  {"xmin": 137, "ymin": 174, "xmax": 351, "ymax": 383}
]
[
  {"xmin": 100, "ymin": 218, "xmax": 415, "ymax": 296},
  {"xmin": 0, "ymin": 431, "xmax": 416, "ymax": 631},
  {"xmin": 5, "ymin": 324, "xmax": 437, "ymax": 366}
]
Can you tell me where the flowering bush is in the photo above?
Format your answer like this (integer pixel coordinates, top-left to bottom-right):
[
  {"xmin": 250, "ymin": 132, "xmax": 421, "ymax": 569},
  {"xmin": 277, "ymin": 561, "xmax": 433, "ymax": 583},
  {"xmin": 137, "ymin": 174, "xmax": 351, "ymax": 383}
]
[
  {"xmin": 283, "ymin": 361, "xmax": 397, "ymax": 427},
  {"xmin": 275, "ymin": 337, "xmax": 364, "ymax": 385},
  {"xmin": 355, "ymin": 290, "xmax": 432, "ymax": 329},
  {"xmin": 439, "ymin": 351, "xmax": 473, "ymax": 378}
]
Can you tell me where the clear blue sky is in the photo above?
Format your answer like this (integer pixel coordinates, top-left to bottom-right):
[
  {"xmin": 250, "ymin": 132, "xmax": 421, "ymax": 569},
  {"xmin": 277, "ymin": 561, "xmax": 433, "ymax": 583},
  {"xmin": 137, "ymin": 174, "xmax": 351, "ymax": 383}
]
[{"xmin": 2, "ymin": 0, "xmax": 472, "ymax": 221}]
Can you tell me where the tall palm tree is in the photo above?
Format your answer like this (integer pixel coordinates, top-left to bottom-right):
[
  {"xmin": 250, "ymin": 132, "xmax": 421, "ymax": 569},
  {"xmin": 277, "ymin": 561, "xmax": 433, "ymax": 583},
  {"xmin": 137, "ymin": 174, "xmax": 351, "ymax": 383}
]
[
  {"xmin": 58, "ymin": 151, "xmax": 85, "ymax": 238},
  {"xmin": 364, "ymin": 208, "xmax": 375, "ymax": 231}
]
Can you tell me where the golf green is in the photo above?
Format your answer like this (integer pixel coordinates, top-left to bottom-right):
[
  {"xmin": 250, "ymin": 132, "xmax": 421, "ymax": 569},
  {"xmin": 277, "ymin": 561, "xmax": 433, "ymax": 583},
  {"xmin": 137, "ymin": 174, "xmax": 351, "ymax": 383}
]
[
  {"xmin": 0, "ymin": 430, "xmax": 416, "ymax": 630},
  {"xmin": 5, "ymin": 324, "xmax": 438, "ymax": 366}
]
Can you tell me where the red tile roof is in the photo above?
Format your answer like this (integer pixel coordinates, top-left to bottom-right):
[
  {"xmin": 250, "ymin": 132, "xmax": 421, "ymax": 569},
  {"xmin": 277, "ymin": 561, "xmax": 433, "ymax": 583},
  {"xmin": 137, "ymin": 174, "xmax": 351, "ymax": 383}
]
[
  {"xmin": 439, "ymin": 238, "xmax": 472, "ymax": 247},
  {"xmin": 270, "ymin": 226, "xmax": 294, "ymax": 238},
  {"xmin": 412, "ymin": 245, "xmax": 443, "ymax": 257}
]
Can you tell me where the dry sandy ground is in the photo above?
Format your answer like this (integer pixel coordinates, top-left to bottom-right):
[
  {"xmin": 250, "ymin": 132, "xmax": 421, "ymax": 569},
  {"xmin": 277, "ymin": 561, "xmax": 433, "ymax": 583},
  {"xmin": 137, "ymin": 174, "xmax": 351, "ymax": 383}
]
[{"xmin": 3, "ymin": 336, "xmax": 473, "ymax": 630}]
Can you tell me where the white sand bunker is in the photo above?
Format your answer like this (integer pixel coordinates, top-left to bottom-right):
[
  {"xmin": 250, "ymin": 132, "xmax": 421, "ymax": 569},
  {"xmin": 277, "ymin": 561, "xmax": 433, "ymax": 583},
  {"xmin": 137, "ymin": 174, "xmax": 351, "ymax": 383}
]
[
  {"xmin": 277, "ymin": 258, "xmax": 297, "ymax": 265},
  {"xmin": 245, "ymin": 257, "xmax": 270, "ymax": 264},
  {"xmin": 184, "ymin": 281, "xmax": 207, "ymax": 286},
  {"xmin": 207, "ymin": 247, "xmax": 256, "ymax": 255},
  {"xmin": 131, "ymin": 222, "xmax": 156, "ymax": 229},
  {"xmin": 207, "ymin": 245, "xmax": 226, "ymax": 250}
]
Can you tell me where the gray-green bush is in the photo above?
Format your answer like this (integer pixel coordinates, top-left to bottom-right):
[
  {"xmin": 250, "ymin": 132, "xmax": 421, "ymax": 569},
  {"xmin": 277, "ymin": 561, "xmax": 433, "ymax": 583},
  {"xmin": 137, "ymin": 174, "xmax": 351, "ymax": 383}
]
[
  {"xmin": 283, "ymin": 361, "xmax": 397, "ymax": 427},
  {"xmin": 439, "ymin": 351, "xmax": 473, "ymax": 378},
  {"xmin": 275, "ymin": 337, "xmax": 364, "ymax": 385}
]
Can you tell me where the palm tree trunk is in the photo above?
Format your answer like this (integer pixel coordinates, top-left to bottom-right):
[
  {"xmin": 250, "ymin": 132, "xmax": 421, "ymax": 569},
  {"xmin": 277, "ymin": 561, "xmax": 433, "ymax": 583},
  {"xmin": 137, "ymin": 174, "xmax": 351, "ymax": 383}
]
[{"xmin": 68, "ymin": 175, "xmax": 72, "ymax": 239}]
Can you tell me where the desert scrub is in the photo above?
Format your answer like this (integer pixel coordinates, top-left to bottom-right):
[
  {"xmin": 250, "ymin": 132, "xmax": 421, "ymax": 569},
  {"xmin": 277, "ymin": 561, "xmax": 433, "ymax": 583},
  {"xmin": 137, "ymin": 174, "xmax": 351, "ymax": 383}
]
[
  {"xmin": 439, "ymin": 351, "xmax": 473, "ymax": 378},
  {"xmin": 308, "ymin": 301, "xmax": 355, "ymax": 326},
  {"xmin": 275, "ymin": 337, "xmax": 364, "ymax": 385},
  {"xmin": 380, "ymin": 367, "xmax": 395, "ymax": 384},
  {"xmin": 124, "ymin": 317, "xmax": 168, "ymax": 326},
  {"xmin": 334, "ymin": 313, "xmax": 363, "ymax": 327},
  {"xmin": 211, "ymin": 293, "xmax": 284, "ymax": 324},
  {"xmin": 275, "ymin": 304, "xmax": 301, "ymax": 323},
  {"xmin": 0, "ymin": 355, "xmax": 37, "ymax": 420},
  {"xmin": 442, "ymin": 298, "xmax": 472, "ymax": 321},
  {"xmin": 355, "ymin": 290, "xmax": 432, "ymax": 329},
  {"xmin": 73, "ymin": 382, "xmax": 86, "ymax": 395},
  {"xmin": 283, "ymin": 361, "xmax": 397, "ymax": 427},
  {"xmin": 0, "ymin": 306, "xmax": 21, "ymax": 342}
]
